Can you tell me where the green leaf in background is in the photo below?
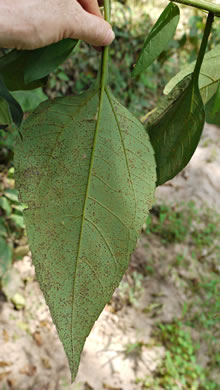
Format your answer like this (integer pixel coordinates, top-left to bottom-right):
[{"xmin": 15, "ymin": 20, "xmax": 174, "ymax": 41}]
[
  {"xmin": 0, "ymin": 196, "xmax": 12, "ymax": 216},
  {"xmin": 9, "ymin": 214, "xmax": 25, "ymax": 229},
  {"xmin": 147, "ymin": 12, "xmax": 214, "ymax": 186},
  {"xmin": 0, "ymin": 77, "xmax": 23, "ymax": 127},
  {"xmin": 132, "ymin": 3, "xmax": 180, "ymax": 77},
  {"xmin": 164, "ymin": 44, "xmax": 220, "ymax": 104},
  {"xmin": 204, "ymin": 81, "xmax": 220, "ymax": 126},
  {"xmin": 11, "ymin": 89, "xmax": 48, "ymax": 113},
  {"xmin": 15, "ymin": 85, "xmax": 156, "ymax": 380},
  {"xmin": 0, "ymin": 237, "xmax": 13, "ymax": 278},
  {"xmin": 0, "ymin": 39, "xmax": 78, "ymax": 91},
  {"xmin": 24, "ymin": 39, "xmax": 79, "ymax": 84},
  {"xmin": 0, "ymin": 50, "xmax": 47, "ymax": 91},
  {"xmin": 0, "ymin": 97, "xmax": 12, "ymax": 129},
  {"xmin": 0, "ymin": 218, "xmax": 7, "ymax": 238},
  {"xmin": 147, "ymin": 74, "xmax": 205, "ymax": 185},
  {"xmin": 4, "ymin": 189, "xmax": 19, "ymax": 203}
]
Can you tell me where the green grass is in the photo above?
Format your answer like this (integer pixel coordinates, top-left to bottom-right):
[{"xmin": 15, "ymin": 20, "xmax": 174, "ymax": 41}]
[
  {"xmin": 145, "ymin": 204, "xmax": 190, "ymax": 243},
  {"xmin": 137, "ymin": 321, "xmax": 220, "ymax": 389},
  {"xmin": 188, "ymin": 275, "xmax": 220, "ymax": 335},
  {"xmin": 0, "ymin": 165, "xmax": 26, "ymax": 285},
  {"xmin": 138, "ymin": 201, "xmax": 220, "ymax": 389},
  {"xmin": 145, "ymin": 202, "xmax": 220, "ymax": 251},
  {"xmin": 118, "ymin": 271, "xmax": 144, "ymax": 307}
]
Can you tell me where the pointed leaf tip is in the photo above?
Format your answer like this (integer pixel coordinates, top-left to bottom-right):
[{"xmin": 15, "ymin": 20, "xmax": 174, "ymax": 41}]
[{"xmin": 132, "ymin": 3, "xmax": 180, "ymax": 77}]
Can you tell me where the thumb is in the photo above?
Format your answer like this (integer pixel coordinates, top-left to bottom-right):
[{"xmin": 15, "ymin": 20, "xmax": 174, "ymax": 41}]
[{"xmin": 70, "ymin": 11, "xmax": 115, "ymax": 46}]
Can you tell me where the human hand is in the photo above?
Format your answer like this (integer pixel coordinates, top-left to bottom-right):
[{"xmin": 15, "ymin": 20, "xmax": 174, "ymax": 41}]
[{"xmin": 0, "ymin": 0, "xmax": 115, "ymax": 50}]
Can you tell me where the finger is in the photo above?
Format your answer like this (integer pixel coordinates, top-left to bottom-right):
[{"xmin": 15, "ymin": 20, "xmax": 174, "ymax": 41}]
[
  {"xmin": 77, "ymin": 0, "xmax": 102, "ymax": 18},
  {"xmin": 70, "ymin": 10, "xmax": 115, "ymax": 46}
]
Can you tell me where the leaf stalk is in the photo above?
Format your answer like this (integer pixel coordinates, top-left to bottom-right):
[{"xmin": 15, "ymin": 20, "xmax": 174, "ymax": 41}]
[
  {"xmin": 169, "ymin": 0, "xmax": 220, "ymax": 16},
  {"xmin": 193, "ymin": 11, "xmax": 214, "ymax": 82},
  {"xmin": 100, "ymin": 0, "xmax": 111, "ymax": 90}
]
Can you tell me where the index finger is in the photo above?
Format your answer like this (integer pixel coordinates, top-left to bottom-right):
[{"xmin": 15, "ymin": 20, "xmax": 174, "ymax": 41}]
[{"xmin": 77, "ymin": 0, "xmax": 103, "ymax": 18}]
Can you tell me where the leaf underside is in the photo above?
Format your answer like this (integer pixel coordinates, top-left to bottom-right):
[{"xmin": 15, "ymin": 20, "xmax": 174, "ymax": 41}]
[
  {"xmin": 164, "ymin": 44, "xmax": 220, "ymax": 104},
  {"xmin": 15, "ymin": 86, "xmax": 156, "ymax": 380},
  {"xmin": 147, "ymin": 75, "xmax": 205, "ymax": 186}
]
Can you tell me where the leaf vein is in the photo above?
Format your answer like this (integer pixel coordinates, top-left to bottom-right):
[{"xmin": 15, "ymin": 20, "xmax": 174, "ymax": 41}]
[
  {"xmin": 81, "ymin": 257, "xmax": 105, "ymax": 296},
  {"xmin": 105, "ymin": 87, "xmax": 137, "ymax": 228},
  {"xmin": 85, "ymin": 217, "xmax": 118, "ymax": 269},
  {"xmin": 88, "ymin": 195, "xmax": 129, "ymax": 231},
  {"xmin": 92, "ymin": 173, "xmax": 120, "ymax": 194},
  {"xmin": 126, "ymin": 148, "xmax": 147, "ymax": 164}
]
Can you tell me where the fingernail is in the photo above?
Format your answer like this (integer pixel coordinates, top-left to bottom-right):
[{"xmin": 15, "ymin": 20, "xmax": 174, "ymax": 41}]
[{"xmin": 105, "ymin": 29, "xmax": 115, "ymax": 45}]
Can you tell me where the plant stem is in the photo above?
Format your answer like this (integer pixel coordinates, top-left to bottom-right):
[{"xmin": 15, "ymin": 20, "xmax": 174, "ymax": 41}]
[
  {"xmin": 104, "ymin": 0, "xmax": 111, "ymax": 24},
  {"xmin": 193, "ymin": 11, "xmax": 214, "ymax": 83},
  {"xmin": 100, "ymin": 0, "xmax": 110, "ymax": 90},
  {"xmin": 169, "ymin": 0, "xmax": 220, "ymax": 16}
]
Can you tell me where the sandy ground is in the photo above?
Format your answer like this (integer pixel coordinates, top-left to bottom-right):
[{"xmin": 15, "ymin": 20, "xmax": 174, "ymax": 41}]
[{"xmin": 157, "ymin": 124, "xmax": 220, "ymax": 208}]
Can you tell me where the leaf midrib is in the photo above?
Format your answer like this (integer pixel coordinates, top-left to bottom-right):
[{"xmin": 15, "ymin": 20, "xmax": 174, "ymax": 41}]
[
  {"xmin": 70, "ymin": 84, "xmax": 139, "ymax": 369},
  {"xmin": 71, "ymin": 84, "xmax": 105, "ymax": 369}
]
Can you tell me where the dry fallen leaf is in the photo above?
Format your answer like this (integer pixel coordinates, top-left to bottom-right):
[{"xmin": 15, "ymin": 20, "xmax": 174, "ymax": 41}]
[
  {"xmin": 41, "ymin": 358, "xmax": 51, "ymax": 370},
  {"xmin": 3, "ymin": 329, "xmax": 9, "ymax": 342},
  {"xmin": 33, "ymin": 331, "xmax": 43, "ymax": 346},
  {"xmin": 19, "ymin": 365, "xmax": 37, "ymax": 377},
  {"xmin": 0, "ymin": 371, "xmax": 11, "ymax": 381},
  {"xmin": 103, "ymin": 384, "xmax": 122, "ymax": 390},
  {"xmin": 0, "ymin": 362, "xmax": 12, "ymax": 367}
]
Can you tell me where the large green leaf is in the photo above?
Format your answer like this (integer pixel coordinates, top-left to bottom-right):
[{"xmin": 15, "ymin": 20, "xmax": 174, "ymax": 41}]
[
  {"xmin": 147, "ymin": 74, "xmax": 205, "ymax": 185},
  {"xmin": 0, "ymin": 77, "xmax": 23, "ymax": 128},
  {"xmin": 0, "ymin": 39, "xmax": 78, "ymax": 91},
  {"xmin": 132, "ymin": 3, "xmax": 180, "ymax": 77},
  {"xmin": 15, "ymin": 85, "xmax": 156, "ymax": 380},
  {"xmin": 164, "ymin": 44, "xmax": 220, "ymax": 103}
]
